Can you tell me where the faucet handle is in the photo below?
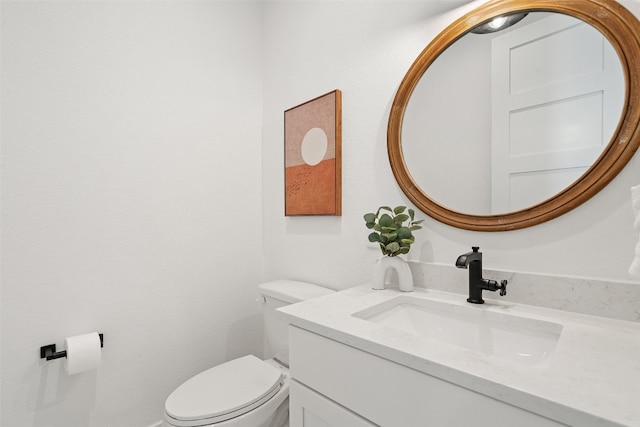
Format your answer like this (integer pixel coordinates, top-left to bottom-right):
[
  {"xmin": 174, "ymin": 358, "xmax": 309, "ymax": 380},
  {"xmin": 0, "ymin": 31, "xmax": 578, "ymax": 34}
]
[{"xmin": 499, "ymin": 280, "xmax": 508, "ymax": 296}]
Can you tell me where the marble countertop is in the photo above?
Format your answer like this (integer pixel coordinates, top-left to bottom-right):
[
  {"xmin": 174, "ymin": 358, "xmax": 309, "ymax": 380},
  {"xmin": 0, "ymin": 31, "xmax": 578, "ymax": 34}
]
[{"xmin": 278, "ymin": 284, "xmax": 640, "ymax": 427}]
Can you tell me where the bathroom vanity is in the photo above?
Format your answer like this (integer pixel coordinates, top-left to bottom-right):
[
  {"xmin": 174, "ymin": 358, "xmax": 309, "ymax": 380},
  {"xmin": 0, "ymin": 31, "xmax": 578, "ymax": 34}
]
[{"xmin": 278, "ymin": 285, "xmax": 640, "ymax": 427}]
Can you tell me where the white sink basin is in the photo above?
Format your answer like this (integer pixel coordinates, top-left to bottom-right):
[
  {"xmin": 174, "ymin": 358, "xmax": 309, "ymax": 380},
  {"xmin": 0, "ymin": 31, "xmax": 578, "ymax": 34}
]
[{"xmin": 352, "ymin": 296, "xmax": 562, "ymax": 365}]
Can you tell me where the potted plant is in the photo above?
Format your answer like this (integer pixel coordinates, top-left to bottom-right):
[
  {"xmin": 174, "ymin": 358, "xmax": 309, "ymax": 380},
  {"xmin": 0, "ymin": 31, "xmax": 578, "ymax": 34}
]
[
  {"xmin": 364, "ymin": 205, "xmax": 423, "ymax": 256},
  {"xmin": 364, "ymin": 206, "xmax": 423, "ymax": 291}
]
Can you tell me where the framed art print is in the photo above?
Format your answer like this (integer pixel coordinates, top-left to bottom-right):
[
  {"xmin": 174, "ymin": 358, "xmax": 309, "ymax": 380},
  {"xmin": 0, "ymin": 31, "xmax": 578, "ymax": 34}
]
[{"xmin": 284, "ymin": 90, "xmax": 342, "ymax": 216}]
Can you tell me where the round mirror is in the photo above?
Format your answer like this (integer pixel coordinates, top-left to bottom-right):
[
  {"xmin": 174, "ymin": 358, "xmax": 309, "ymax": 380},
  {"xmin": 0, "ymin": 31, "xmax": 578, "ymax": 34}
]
[{"xmin": 388, "ymin": 0, "xmax": 640, "ymax": 231}]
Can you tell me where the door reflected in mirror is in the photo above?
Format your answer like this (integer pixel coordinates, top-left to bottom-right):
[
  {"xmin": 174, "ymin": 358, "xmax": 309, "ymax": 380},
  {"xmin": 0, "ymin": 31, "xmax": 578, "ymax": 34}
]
[{"xmin": 401, "ymin": 12, "xmax": 625, "ymax": 215}]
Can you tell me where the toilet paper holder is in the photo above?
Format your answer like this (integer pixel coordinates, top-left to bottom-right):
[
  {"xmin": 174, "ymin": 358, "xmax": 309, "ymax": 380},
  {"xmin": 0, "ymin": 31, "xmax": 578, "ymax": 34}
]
[{"xmin": 40, "ymin": 333, "xmax": 104, "ymax": 361}]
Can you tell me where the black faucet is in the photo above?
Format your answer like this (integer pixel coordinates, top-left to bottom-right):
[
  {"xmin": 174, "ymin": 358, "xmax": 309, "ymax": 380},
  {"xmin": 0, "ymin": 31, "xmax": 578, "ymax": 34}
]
[{"xmin": 455, "ymin": 246, "xmax": 507, "ymax": 304}]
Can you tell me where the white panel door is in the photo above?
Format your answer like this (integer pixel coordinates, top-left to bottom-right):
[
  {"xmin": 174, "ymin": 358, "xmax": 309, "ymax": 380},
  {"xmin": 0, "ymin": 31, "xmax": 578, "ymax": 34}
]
[{"xmin": 491, "ymin": 13, "xmax": 624, "ymax": 212}]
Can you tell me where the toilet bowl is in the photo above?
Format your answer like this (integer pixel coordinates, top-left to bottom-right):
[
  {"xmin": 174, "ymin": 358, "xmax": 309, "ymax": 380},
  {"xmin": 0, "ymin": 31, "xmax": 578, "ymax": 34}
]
[
  {"xmin": 163, "ymin": 357, "xmax": 289, "ymax": 427},
  {"xmin": 162, "ymin": 280, "xmax": 333, "ymax": 427}
]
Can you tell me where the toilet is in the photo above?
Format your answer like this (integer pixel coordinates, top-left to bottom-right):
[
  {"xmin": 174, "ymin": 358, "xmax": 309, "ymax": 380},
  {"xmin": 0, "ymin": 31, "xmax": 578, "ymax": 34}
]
[{"xmin": 162, "ymin": 280, "xmax": 334, "ymax": 427}]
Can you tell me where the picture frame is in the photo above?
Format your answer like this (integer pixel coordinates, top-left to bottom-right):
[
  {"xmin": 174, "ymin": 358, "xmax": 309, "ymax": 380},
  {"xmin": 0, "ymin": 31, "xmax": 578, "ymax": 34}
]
[{"xmin": 284, "ymin": 90, "xmax": 342, "ymax": 216}]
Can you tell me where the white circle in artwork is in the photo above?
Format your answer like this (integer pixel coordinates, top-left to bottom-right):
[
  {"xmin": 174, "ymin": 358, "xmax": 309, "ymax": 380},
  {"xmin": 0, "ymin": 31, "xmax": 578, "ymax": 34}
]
[{"xmin": 301, "ymin": 127, "xmax": 328, "ymax": 166}]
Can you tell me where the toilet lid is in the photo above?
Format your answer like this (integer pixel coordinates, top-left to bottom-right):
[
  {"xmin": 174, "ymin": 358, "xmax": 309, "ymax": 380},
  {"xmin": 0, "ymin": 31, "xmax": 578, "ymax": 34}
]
[{"xmin": 165, "ymin": 355, "xmax": 284, "ymax": 426}]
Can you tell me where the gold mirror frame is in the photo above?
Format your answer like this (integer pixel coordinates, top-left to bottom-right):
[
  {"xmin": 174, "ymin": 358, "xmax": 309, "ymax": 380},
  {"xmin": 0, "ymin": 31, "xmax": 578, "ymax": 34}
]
[{"xmin": 388, "ymin": 0, "xmax": 640, "ymax": 231}]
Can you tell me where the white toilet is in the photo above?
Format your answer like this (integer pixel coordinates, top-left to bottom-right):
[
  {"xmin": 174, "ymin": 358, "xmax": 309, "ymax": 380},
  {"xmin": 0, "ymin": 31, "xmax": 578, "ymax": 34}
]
[{"xmin": 162, "ymin": 280, "xmax": 333, "ymax": 427}]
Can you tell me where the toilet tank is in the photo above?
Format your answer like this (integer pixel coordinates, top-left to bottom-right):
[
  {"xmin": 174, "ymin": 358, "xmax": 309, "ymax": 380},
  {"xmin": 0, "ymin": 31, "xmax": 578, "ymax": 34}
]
[{"xmin": 258, "ymin": 280, "xmax": 334, "ymax": 366}]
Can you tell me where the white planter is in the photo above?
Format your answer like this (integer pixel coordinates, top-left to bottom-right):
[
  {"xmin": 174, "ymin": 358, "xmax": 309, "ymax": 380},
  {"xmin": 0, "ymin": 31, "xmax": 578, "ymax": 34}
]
[{"xmin": 372, "ymin": 256, "xmax": 413, "ymax": 292}]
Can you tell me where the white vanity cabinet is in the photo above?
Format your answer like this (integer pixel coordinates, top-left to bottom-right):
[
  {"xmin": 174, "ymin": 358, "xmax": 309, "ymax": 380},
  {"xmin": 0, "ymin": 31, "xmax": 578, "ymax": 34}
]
[{"xmin": 288, "ymin": 325, "xmax": 568, "ymax": 427}]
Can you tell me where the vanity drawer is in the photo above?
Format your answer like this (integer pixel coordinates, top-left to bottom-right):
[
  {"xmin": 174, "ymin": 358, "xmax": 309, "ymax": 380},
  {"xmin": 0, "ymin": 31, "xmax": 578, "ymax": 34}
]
[
  {"xmin": 289, "ymin": 326, "xmax": 567, "ymax": 427},
  {"xmin": 290, "ymin": 380, "xmax": 376, "ymax": 427}
]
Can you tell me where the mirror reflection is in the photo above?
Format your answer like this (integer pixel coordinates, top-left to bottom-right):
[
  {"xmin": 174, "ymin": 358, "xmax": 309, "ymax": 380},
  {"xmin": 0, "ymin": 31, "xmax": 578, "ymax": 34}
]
[{"xmin": 401, "ymin": 12, "xmax": 625, "ymax": 215}]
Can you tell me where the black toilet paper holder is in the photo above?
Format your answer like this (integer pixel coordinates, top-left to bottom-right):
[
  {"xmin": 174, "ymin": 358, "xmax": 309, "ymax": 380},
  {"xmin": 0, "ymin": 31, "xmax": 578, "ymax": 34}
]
[{"xmin": 40, "ymin": 334, "xmax": 104, "ymax": 361}]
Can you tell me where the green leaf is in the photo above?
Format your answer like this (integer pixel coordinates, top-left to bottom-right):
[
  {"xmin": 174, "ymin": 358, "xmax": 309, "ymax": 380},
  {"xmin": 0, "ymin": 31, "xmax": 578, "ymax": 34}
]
[
  {"xmin": 378, "ymin": 243, "xmax": 387, "ymax": 255},
  {"xmin": 393, "ymin": 206, "xmax": 406, "ymax": 214},
  {"xmin": 394, "ymin": 214, "xmax": 410, "ymax": 224},
  {"xmin": 379, "ymin": 214, "xmax": 393, "ymax": 227},
  {"xmin": 368, "ymin": 232, "xmax": 381, "ymax": 243},
  {"xmin": 397, "ymin": 226, "xmax": 412, "ymax": 239},
  {"xmin": 386, "ymin": 242, "xmax": 400, "ymax": 253},
  {"xmin": 399, "ymin": 247, "xmax": 410, "ymax": 254},
  {"xmin": 363, "ymin": 213, "xmax": 376, "ymax": 223},
  {"xmin": 408, "ymin": 208, "xmax": 415, "ymax": 221},
  {"xmin": 409, "ymin": 225, "xmax": 422, "ymax": 232},
  {"xmin": 412, "ymin": 219, "xmax": 425, "ymax": 225},
  {"xmin": 381, "ymin": 232, "xmax": 398, "ymax": 241}
]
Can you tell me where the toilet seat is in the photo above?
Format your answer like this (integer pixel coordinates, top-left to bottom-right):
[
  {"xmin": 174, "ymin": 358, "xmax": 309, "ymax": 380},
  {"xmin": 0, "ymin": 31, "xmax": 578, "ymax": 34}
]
[{"xmin": 164, "ymin": 355, "xmax": 284, "ymax": 427}]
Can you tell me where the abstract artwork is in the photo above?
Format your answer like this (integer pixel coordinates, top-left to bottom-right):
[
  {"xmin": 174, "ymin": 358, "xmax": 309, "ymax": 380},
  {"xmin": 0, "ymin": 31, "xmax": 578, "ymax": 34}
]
[{"xmin": 284, "ymin": 90, "xmax": 342, "ymax": 216}]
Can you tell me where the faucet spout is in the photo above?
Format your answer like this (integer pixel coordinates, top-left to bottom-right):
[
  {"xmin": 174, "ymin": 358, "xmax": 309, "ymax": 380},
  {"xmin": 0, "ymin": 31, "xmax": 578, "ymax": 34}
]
[
  {"xmin": 455, "ymin": 246, "xmax": 507, "ymax": 304},
  {"xmin": 455, "ymin": 246, "xmax": 482, "ymax": 268}
]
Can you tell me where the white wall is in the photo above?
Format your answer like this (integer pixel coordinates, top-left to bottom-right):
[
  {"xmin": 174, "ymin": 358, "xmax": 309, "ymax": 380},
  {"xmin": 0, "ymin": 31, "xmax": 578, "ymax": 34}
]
[
  {"xmin": 261, "ymin": 0, "xmax": 640, "ymax": 288},
  {"xmin": 262, "ymin": 0, "xmax": 473, "ymax": 288},
  {"xmin": 1, "ymin": 2, "xmax": 264, "ymax": 426}
]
